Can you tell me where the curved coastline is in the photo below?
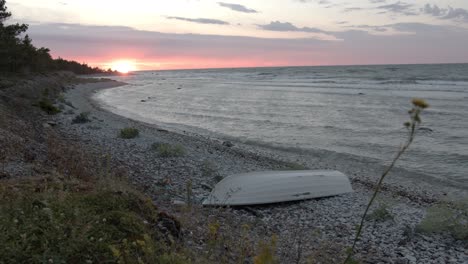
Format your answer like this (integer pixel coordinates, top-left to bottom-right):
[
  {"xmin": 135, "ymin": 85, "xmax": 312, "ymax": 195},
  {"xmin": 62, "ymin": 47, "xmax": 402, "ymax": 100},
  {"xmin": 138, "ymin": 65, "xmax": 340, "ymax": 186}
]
[
  {"xmin": 55, "ymin": 78, "xmax": 468, "ymax": 263},
  {"xmin": 90, "ymin": 79, "xmax": 467, "ymax": 199}
]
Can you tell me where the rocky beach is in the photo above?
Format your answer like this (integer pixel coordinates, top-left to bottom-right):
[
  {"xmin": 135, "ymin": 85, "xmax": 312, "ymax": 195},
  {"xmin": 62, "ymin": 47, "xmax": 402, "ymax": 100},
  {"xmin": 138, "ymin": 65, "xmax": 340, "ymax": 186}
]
[{"xmin": 44, "ymin": 78, "xmax": 468, "ymax": 263}]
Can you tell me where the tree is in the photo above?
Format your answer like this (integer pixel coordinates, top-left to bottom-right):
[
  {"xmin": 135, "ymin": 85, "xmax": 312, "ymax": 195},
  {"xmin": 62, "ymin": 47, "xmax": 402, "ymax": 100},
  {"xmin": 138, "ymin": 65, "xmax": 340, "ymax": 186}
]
[
  {"xmin": 0, "ymin": 0, "xmax": 29, "ymax": 72},
  {"xmin": 1, "ymin": 0, "xmax": 107, "ymax": 74},
  {"xmin": 0, "ymin": 0, "xmax": 11, "ymax": 23}
]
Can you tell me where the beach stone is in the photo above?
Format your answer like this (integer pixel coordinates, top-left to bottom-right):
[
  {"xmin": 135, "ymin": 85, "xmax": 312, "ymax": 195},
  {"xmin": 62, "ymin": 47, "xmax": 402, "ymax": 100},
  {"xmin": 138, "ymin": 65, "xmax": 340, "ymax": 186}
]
[
  {"xmin": 51, "ymin": 79, "xmax": 468, "ymax": 264},
  {"xmin": 222, "ymin": 141, "xmax": 234, "ymax": 147},
  {"xmin": 172, "ymin": 200, "xmax": 186, "ymax": 206},
  {"xmin": 200, "ymin": 183, "xmax": 212, "ymax": 191}
]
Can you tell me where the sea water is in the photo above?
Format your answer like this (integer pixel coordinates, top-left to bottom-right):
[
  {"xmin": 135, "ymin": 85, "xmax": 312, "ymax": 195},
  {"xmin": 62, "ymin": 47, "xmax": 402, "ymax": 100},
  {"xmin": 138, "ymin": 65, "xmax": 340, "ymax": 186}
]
[{"xmin": 95, "ymin": 64, "xmax": 468, "ymax": 187}]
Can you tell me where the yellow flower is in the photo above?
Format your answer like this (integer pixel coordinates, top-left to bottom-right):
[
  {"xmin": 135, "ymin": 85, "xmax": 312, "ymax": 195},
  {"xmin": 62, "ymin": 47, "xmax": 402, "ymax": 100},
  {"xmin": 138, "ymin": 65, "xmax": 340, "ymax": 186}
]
[{"xmin": 412, "ymin": 98, "xmax": 429, "ymax": 109}]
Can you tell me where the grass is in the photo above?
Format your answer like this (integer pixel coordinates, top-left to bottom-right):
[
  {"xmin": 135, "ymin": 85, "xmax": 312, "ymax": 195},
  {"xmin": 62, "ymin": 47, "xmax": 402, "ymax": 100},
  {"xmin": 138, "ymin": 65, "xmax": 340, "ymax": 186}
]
[
  {"xmin": 344, "ymin": 98, "xmax": 429, "ymax": 263},
  {"xmin": 119, "ymin": 127, "xmax": 140, "ymax": 139},
  {"xmin": 0, "ymin": 74, "xmax": 195, "ymax": 263},
  {"xmin": 416, "ymin": 201, "xmax": 468, "ymax": 241},
  {"xmin": 72, "ymin": 112, "xmax": 91, "ymax": 124},
  {"xmin": 0, "ymin": 176, "xmax": 189, "ymax": 263},
  {"xmin": 366, "ymin": 202, "xmax": 393, "ymax": 222},
  {"xmin": 152, "ymin": 143, "xmax": 185, "ymax": 158},
  {"xmin": 283, "ymin": 162, "xmax": 308, "ymax": 170},
  {"xmin": 38, "ymin": 99, "xmax": 61, "ymax": 115}
]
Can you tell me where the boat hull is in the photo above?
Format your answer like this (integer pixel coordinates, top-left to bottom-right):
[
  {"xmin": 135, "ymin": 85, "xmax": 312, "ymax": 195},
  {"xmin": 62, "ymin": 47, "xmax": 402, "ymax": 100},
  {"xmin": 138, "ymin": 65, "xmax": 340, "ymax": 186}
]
[{"xmin": 203, "ymin": 170, "xmax": 353, "ymax": 206}]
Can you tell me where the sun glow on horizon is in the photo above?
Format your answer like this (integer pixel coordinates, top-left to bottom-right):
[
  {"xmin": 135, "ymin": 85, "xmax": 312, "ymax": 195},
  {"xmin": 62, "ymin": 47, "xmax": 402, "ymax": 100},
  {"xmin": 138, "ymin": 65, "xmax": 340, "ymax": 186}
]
[{"xmin": 110, "ymin": 60, "xmax": 137, "ymax": 73}]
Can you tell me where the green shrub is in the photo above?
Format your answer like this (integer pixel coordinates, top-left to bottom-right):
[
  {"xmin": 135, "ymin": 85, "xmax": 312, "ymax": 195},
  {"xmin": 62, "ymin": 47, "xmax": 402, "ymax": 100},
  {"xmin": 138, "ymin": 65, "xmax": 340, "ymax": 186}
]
[
  {"xmin": 416, "ymin": 201, "xmax": 468, "ymax": 241},
  {"xmin": 57, "ymin": 93, "xmax": 66, "ymax": 103},
  {"xmin": 38, "ymin": 99, "xmax": 61, "ymax": 115},
  {"xmin": 0, "ymin": 186, "xmax": 187, "ymax": 263},
  {"xmin": 201, "ymin": 160, "xmax": 218, "ymax": 177},
  {"xmin": 366, "ymin": 203, "xmax": 393, "ymax": 222},
  {"xmin": 152, "ymin": 143, "xmax": 185, "ymax": 157},
  {"xmin": 119, "ymin": 127, "xmax": 139, "ymax": 139},
  {"xmin": 284, "ymin": 162, "xmax": 307, "ymax": 170},
  {"xmin": 72, "ymin": 112, "xmax": 91, "ymax": 124}
]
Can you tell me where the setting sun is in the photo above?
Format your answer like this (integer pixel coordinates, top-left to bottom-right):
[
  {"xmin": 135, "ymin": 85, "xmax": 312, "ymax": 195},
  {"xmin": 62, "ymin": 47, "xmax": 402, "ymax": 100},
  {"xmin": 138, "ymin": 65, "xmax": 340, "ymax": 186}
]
[{"xmin": 110, "ymin": 60, "xmax": 137, "ymax": 73}]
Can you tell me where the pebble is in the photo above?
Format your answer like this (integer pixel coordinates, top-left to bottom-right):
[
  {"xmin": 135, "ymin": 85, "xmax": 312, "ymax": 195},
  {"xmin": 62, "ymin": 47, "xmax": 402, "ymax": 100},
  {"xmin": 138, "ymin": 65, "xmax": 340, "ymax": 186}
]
[{"xmin": 52, "ymin": 81, "xmax": 468, "ymax": 264}]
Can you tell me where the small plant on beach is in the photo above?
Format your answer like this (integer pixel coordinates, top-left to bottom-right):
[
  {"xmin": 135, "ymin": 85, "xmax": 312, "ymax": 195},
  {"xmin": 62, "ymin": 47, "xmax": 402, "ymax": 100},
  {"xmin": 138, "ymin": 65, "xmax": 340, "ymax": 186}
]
[
  {"xmin": 344, "ymin": 98, "xmax": 429, "ymax": 263},
  {"xmin": 152, "ymin": 143, "xmax": 185, "ymax": 157},
  {"xmin": 284, "ymin": 161, "xmax": 308, "ymax": 170},
  {"xmin": 366, "ymin": 202, "xmax": 393, "ymax": 222},
  {"xmin": 38, "ymin": 98, "xmax": 61, "ymax": 115},
  {"xmin": 119, "ymin": 127, "xmax": 139, "ymax": 139},
  {"xmin": 416, "ymin": 200, "xmax": 468, "ymax": 241},
  {"xmin": 72, "ymin": 112, "xmax": 91, "ymax": 124},
  {"xmin": 201, "ymin": 160, "xmax": 220, "ymax": 178},
  {"xmin": 254, "ymin": 235, "xmax": 279, "ymax": 264},
  {"xmin": 57, "ymin": 93, "xmax": 66, "ymax": 103}
]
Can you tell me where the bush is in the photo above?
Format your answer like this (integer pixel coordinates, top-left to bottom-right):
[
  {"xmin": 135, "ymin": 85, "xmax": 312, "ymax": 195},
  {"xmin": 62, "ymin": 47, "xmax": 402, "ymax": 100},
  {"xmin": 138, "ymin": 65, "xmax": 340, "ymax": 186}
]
[
  {"xmin": 201, "ymin": 160, "xmax": 218, "ymax": 177},
  {"xmin": 119, "ymin": 127, "xmax": 139, "ymax": 139},
  {"xmin": 283, "ymin": 162, "xmax": 308, "ymax": 170},
  {"xmin": 416, "ymin": 201, "xmax": 468, "ymax": 241},
  {"xmin": 152, "ymin": 143, "xmax": 185, "ymax": 157},
  {"xmin": 72, "ymin": 112, "xmax": 91, "ymax": 124},
  {"xmin": 38, "ymin": 99, "xmax": 61, "ymax": 115},
  {"xmin": 0, "ymin": 182, "xmax": 187, "ymax": 263},
  {"xmin": 366, "ymin": 202, "xmax": 393, "ymax": 222}
]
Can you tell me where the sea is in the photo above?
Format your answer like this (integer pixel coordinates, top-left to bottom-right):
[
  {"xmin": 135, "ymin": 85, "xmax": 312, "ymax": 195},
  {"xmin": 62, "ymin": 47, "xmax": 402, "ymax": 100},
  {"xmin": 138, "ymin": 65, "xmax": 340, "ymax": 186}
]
[{"xmin": 95, "ymin": 64, "xmax": 468, "ymax": 188}]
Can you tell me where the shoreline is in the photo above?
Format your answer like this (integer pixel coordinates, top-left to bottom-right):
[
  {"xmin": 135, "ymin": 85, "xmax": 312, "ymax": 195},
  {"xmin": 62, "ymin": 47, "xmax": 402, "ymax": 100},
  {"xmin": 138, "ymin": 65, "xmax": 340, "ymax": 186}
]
[
  {"xmin": 54, "ymin": 78, "xmax": 467, "ymax": 263},
  {"xmin": 90, "ymin": 78, "xmax": 467, "ymax": 201}
]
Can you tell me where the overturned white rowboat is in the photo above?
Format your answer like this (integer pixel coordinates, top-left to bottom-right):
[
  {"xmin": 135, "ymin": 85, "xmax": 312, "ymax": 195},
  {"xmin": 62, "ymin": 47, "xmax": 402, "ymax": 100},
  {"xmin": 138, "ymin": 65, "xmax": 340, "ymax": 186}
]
[{"xmin": 203, "ymin": 170, "xmax": 353, "ymax": 206}]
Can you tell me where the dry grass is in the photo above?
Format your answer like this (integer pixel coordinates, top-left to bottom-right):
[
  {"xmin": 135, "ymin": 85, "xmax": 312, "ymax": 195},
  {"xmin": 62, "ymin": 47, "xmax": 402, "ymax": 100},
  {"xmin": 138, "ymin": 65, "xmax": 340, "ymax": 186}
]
[{"xmin": 0, "ymin": 73, "xmax": 194, "ymax": 263}]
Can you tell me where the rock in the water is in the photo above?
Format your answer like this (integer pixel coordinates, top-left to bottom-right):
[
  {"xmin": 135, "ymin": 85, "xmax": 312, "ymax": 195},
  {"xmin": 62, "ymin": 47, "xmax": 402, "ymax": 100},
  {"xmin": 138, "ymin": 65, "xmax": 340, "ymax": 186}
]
[{"xmin": 418, "ymin": 127, "xmax": 433, "ymax": 133}]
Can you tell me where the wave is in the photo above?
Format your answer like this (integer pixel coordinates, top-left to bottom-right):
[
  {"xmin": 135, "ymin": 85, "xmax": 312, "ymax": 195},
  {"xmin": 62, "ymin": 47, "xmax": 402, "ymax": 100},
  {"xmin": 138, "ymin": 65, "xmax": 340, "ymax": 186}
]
[
  {"xmin": 238, "ymin": 138, "xmax": 468, "ymax": 189},
  {"xmin": 378, "ymin": 80, "xmax": 419, "ymax": 85}
]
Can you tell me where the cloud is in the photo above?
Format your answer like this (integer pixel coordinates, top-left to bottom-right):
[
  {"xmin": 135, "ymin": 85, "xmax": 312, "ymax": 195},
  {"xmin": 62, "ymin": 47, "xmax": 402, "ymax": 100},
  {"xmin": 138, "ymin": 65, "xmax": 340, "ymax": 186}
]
[
  {"xmin": 26, "ymin": 22, "xmax": 468, "ymax": 70},
  {"xmin": 444, "ymin": 7, "xmax": 468, "ymax": 22},
  {"xmin": 166, "ymin": 16, "xmax": 229, "ymax": 25},
  {"xmin": 377, "ymin": 1, "xmax": 416, "ymax": 15},
  {"xmin": 343, "ymin": 7, "xmax": 364, "ymax": 12},
  {"xmin": 370, "ymin": 0, "xmax": 386, "ymax": 3},
  {"xmin": 218, "ymin": 2, "xmax": 258, "ymax": 13},
  {"xmin": 422, "ymin": 4, "xmax": 468, "ymax": 22},
  {"xmin": 350, "ymin": 25, "xmax": 388, "ymax": 32},
  {"xmin": 258, "ymin": 21, "xmax": 325, "ymax": 33},
  {"xmin": 422, "ymin": 4, "xmax": 446, "ymax": 16}
]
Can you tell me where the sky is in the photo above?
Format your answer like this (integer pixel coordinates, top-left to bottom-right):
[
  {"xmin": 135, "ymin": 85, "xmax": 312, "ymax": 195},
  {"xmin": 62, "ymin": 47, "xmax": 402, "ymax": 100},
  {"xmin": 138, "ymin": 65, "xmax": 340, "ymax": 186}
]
[{"xmin": 7, "ymin": 0, "xmax": 468, "ymax": 70}]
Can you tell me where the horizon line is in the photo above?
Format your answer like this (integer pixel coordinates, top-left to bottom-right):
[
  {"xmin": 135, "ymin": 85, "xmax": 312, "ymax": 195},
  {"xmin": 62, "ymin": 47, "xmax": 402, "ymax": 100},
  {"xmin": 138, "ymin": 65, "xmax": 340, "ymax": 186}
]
[{"xmin": 128, "ymin": 62, "xmax": 468, "ymax": 73}]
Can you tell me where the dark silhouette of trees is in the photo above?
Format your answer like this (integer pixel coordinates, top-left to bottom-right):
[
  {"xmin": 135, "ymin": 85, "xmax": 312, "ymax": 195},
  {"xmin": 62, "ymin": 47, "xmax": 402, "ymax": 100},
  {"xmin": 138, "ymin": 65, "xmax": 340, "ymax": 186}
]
[{"xmin": 0, "ymin": 0, "xmax": 109, "ymax": 74}]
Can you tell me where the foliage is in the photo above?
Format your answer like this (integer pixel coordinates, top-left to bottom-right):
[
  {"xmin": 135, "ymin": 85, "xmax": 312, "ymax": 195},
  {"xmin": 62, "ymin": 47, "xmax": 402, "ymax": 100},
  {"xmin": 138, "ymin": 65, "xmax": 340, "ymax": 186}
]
[
  {"xmin": 72, "ymin": 112, "xmax": 91, "ymax": 124},
  {"xmin": 38, "ymin": 98, "xmax": 61, "ymax": 115},
  {"xmin": 344, "ymin": 99, "xmax": 429, "ymax": 263},
  {"xmin": 119, "ymin": 128, "xmax": 140, "ymax": 139},
  {"xmin": 0, "ymin": 0, "xmax": 109, "ymax": 74},
  {"xmin": 152, "ymin": 143, "xmax": 185, "ymax": 157},
  {"xmin": 0, "ymin": 176, "xmax": 189, "ymax": 263},
  {"xmin": 366, "ymin": 202, "xmax": 393, "ymax": 222},
  {"xmin": 254, "ymin": 235, "xmax": 278, "ymax": 264},
  {"xmin": 284, "ymin": 162, "xmax": 308, "ymax": 170},
  {"xmin": 417, "ymin": 201, "xmax": 468, "ymax": 241}
]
